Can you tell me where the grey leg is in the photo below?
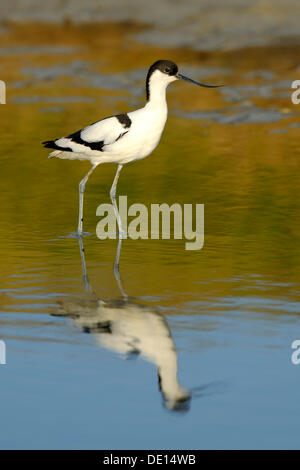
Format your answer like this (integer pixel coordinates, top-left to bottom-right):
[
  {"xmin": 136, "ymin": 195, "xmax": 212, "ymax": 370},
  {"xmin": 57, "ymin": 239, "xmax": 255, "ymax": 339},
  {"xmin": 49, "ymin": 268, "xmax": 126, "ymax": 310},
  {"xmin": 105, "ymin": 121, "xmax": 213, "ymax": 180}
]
[
  {"xmin": 78, "ymin": 234, "xmax": 93, "ymax": 294},
  {"xmin": 113, "ymin": 236, "xmax": 127, "ymax": 300},
  {"xmin": 78, "ymin": 164, "xmax": 97, "ymax": 235},
  {"xmin": 110, "ymin": 164, "xmax": 125, "ymax": 238}
]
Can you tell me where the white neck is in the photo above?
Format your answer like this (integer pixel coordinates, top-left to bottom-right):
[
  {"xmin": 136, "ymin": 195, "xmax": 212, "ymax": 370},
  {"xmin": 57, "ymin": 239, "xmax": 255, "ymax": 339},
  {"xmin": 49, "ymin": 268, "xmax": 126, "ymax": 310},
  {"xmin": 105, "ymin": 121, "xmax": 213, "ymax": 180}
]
[
  {"xmin": 147, "ymin": 84, "xmax": 167, "ymax": 106},
  {"xmin": 157, "ymin": 350, "xmax": 189, "ymax": 405},
  {"xmin": 146, "ymin": 70, "xmax": 170, "ymax": 107}
]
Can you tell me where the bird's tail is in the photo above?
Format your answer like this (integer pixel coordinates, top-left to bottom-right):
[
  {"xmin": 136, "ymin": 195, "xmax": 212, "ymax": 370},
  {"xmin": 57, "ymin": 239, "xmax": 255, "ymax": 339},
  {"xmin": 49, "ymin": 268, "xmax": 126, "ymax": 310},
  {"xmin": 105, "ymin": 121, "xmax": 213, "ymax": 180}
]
[
  {"xmin": 42, "ymin": 140, "xmax": 62, "ymax": 158},
  {"xmin": 42, "ymin": 140, "xmax": 92, "ymax": 161},
  {"xmin": 48, "ymin": 150, "xmax": 62, "ymax": 159},
  {"xmin": 42, "ymin": 140, "xmax": 55, "ymax": 148},
  {"xmin": 42, "ymin": 140, "xmax": 61, "ymax": 158}
]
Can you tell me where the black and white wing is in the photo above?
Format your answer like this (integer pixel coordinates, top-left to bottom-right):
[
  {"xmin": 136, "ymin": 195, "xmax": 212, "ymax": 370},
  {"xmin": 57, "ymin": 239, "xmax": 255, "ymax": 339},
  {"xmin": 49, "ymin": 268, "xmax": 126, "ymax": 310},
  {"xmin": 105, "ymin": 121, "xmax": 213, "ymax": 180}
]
[{"xmin": 42, "ymin": 114, "xmax": 131, "ymax": 153}]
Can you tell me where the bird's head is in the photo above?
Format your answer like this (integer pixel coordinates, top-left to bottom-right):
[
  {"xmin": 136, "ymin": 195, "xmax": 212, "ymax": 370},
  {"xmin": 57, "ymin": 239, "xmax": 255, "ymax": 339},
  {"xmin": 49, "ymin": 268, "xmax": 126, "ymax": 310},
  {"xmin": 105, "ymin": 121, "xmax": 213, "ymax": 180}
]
[{"xmin": 146, "ymin": 59, "xmax": 222, "ymax": 100}]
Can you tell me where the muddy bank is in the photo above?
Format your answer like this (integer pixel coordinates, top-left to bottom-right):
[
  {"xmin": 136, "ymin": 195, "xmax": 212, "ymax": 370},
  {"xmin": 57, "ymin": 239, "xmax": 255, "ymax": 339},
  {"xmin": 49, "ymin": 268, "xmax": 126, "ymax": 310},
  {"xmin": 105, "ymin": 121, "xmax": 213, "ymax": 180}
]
[{"xmin": 1, "ymin": 0, "xmax": 300, "ymax": 51}]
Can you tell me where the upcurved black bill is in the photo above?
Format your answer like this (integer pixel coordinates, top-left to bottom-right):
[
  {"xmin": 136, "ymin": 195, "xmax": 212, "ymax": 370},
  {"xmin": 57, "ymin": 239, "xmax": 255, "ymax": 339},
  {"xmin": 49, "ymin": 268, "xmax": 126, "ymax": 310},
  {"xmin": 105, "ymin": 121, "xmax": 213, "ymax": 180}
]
[{"xmin": 177, "ymin": 73, "xmax": 222, "ymax": 88}]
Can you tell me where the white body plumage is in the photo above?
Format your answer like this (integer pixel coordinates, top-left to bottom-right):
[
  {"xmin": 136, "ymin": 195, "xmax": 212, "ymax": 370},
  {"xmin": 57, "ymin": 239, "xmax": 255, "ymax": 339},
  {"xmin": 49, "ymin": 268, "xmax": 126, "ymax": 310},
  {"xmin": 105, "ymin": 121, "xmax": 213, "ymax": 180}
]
[{"xmin": 46, "ymin": 68, "xmax": 176, "ymax": 166}]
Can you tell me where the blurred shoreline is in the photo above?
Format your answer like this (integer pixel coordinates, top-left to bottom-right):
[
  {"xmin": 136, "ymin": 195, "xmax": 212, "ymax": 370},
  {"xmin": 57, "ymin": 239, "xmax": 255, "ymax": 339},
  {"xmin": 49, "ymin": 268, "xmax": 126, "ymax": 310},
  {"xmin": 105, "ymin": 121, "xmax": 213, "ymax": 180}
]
[{"xmin": 1, "ymin": 0, "xmax": 300, "ymax": 51}]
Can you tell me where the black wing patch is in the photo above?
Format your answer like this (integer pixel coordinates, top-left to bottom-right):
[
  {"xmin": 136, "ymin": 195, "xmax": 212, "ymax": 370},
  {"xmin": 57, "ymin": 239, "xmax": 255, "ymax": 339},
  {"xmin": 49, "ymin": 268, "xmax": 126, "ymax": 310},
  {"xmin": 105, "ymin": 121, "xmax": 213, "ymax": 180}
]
[
  {"xmin": 115, "ymin": 131, "xmax": 129, "ymax": 142},
  {"xmin": 116, "ymin": 114, "xmax": 131, "ymax": 128},
  {"xmin": 83, "ymin": 321, "xmax": 112, "ymax": 334},
  {"xmin": 42, "ymin": 140, "xmax": 73, "ymax": 152},
  {"xmin": 42, "ymin": 113, "xmax": 132, "ymax": 152},
  {"xmin": 67, "ymin": 130, "xmax": 105, "ymax": 151}
]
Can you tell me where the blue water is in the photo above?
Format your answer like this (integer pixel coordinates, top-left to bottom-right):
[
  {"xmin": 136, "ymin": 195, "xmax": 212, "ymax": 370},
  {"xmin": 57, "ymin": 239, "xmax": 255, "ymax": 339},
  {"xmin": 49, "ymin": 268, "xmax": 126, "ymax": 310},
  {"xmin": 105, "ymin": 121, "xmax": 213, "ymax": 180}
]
[
  {"xmin": 1, "ymin": 236, "xmax": 300, "ymax": 449},
  {"xmin": 1, "ymin": 39, "xmax": 300, "ymax": 448}
]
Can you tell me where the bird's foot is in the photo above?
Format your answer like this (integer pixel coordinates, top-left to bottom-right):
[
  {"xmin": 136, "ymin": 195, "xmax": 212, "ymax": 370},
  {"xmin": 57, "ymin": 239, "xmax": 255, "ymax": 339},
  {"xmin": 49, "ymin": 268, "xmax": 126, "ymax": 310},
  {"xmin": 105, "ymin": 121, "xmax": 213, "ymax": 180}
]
[
  {"xmin": 118, "ymin": 230, "xmax": 127, "ymax": 239},
  {"xmin": 75, "ymin": 231, "xmax": 90, "ymax": 238}
]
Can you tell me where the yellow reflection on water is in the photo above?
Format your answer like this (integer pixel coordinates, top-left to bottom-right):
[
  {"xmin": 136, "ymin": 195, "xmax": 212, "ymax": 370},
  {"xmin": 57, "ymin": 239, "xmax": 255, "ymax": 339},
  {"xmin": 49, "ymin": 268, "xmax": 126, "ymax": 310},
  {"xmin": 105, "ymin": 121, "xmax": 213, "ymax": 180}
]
[{"xmin": 0, "ymin": 22, "xmax": 300, "ymax": 318}]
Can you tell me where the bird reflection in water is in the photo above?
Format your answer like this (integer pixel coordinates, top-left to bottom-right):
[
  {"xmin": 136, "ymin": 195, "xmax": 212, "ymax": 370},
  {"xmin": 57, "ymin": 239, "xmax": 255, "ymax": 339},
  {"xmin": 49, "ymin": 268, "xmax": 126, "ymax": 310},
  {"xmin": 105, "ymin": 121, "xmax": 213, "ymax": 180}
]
[{"xmin": 55, "ymin": 236, "xmax": 191, "ymax": 412}]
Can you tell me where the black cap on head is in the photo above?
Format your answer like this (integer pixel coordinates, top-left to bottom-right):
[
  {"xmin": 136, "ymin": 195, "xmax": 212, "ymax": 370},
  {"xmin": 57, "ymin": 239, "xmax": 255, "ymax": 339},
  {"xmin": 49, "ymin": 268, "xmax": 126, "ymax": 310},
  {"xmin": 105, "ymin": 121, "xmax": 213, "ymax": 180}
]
[
  {"xmin": 148, "ymin": 60, "xmax": 178, "ymax": 77},
  {"xmin": 146, "ymin": 60, "xmax": 178, "ymax": 100}
]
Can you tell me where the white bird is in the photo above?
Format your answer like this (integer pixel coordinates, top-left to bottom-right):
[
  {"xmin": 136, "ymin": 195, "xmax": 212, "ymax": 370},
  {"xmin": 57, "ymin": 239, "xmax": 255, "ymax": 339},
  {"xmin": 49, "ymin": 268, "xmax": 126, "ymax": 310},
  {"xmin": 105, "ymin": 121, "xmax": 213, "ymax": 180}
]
[{"xmin": 43, "ymin": 59, "xmax": 220, "ymax": 236}]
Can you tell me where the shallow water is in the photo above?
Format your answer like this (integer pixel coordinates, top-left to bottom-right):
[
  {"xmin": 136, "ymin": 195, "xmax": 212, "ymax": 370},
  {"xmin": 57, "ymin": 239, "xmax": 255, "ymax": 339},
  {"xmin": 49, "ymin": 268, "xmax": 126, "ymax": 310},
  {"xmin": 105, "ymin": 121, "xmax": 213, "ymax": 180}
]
[{"xmin": 0, "ymin": 23, "xmax": 300, "ymax": 449}]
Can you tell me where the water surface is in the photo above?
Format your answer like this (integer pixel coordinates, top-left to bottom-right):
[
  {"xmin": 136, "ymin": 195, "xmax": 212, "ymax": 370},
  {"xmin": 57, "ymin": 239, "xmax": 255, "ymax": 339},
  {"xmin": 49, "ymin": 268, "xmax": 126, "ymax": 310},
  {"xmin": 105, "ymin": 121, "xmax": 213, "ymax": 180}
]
[{"xmin": 0, "ymin": 23, "xmax": 300, "ymax": 450}]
